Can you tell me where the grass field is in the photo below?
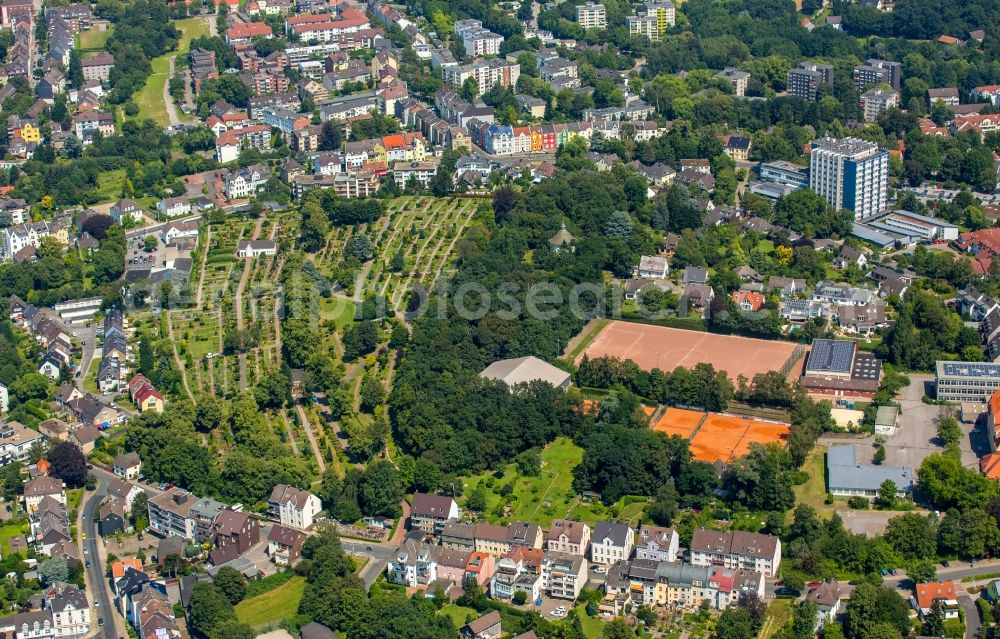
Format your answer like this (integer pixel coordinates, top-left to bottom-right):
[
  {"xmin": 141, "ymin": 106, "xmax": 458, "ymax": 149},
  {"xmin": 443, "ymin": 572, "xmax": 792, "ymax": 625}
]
[
  {"xmin": 133, "ymin": 62, "xmax": 170, "ymax": 126},
  {"xmin": 77, "ymin": 26, "xmax": 113, "ymax": 50},
  {"xmin": 235, "ymin": 576, "xmax": 306, "ymax": 628},
  {"xmin": 793, "ymin": 446, "xmax": 830, "ymax": 517},
  {"xmin": 97, "ymin": 169, "xmax": 127, "ymax": 203},
  {"xmin": 759, "ymin": 598, "xmax": 794, "ymax": 639},
  {"xmin": 0, "ymin": 522, "xmax": 27, "ymax": 556},
  {"xmin": 319, "ymin": 296, "xmax": 357, "ymax": 329},
  {"xmin": 438, "ymin": 605, "xmax": 477, "ymax": 629},
  {"xmin": 574, "ymin": 605, "xmax": 605, "ymax": 639},
  {"xmin": 460, "ymin": 438, "xmax": 648, "ymax": 528},
  {"xmin": 463, "ymin": 437, "xmax": 583, "ymax": 528},
  {"xmin": 131, "ymin": 17, "xmax": 208, "ymax": 126},
  {"xmin": 175, "ymin": 17, "xmax": 210, "ymax": 51}
]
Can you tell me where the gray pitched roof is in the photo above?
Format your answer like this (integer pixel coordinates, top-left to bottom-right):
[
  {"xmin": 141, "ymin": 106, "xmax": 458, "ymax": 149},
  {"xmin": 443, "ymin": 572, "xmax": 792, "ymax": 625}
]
[{"xmin": 593, "ymin": 521, "xmax": 630, "ymax": 546}]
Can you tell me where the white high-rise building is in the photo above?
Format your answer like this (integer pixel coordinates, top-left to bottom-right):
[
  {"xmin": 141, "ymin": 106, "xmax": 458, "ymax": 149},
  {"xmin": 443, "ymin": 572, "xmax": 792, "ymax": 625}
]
[
  {"xmin": 809, "ymin": 137, "xmax": 889, "ymax": 219},
  {"xmin": 575, "ymin": 2, "xmax": 606, "ymax": 29}
]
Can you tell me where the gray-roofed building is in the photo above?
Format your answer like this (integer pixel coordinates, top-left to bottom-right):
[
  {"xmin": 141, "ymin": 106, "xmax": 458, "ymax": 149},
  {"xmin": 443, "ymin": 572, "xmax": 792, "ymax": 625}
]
[
  {"xmin": 479, "ymin": 356, "xmax": 571, "ymax": 390},
  {"xmin": 689, "ymin": 529, "xmax": 781, "ymax": 577},
  {"xmin": 591, "ymin": 522, "xmax": 634, "ymax": 565},
  {"xmin": 300, "ymin": 622, "xmax": 336, "ymax": 639},
  {"xmin": 410, "ymin": 492, "xmax": 460, "ymax": 534},
  {"xmin": 682, "ymin": 266, "xmax": 708, "ymax": 284},
  {"xmin": 826, "ymin": 444, "xmax": 912, "ymax": 498}
]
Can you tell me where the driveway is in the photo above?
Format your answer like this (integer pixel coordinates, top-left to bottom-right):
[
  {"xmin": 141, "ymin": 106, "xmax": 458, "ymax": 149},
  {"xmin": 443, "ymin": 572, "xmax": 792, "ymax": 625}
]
[
  {"xmin": 68, "ymin": 322, "xmax": 97, "ymax": 392},
  {"xmin": 960, "ymin": 595, "xmax": 981, "ymax": 639}
]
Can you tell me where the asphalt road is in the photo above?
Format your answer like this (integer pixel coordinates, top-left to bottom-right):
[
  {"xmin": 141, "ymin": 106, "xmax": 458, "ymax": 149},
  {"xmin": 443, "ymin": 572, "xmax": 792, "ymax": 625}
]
[
  {"xmin": 340, "ymin": 539, "xmax": 398, "ymax": 589},
  {"xmin": 82, "ymin": 467, "xmax": 162, "ymax": 639},
  {"xmin": 82, "ymin": 481, "xmax": 118, "ymax": 639}
]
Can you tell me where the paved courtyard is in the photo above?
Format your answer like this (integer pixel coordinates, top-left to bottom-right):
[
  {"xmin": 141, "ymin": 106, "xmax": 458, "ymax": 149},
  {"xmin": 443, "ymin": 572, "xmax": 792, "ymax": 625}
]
[{"xmin": 882, "ymin": 374, "xmax": 981, "ymax": 470}]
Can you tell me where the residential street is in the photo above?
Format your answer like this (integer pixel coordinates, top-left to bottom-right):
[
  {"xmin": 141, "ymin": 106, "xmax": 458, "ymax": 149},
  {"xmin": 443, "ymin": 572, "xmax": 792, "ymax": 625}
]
[{"xmin": 82, "ymin": 474, "xmax": 127, "ymax": 639}]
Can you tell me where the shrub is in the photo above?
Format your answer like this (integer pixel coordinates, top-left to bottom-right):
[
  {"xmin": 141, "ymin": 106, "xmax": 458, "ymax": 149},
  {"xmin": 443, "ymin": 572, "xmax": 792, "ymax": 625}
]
[{"xmin": 847, "ymin": 496, "xmax": 869, "ymax": 509}]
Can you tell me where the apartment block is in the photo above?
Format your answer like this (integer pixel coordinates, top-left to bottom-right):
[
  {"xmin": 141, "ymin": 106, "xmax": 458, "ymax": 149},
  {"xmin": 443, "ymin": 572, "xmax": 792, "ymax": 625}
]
[
  {"xmin": 443, "ymin": 59, "xmax": 520, "ymax": 95},
  {"xmin": 809, "ymin": 137, "xmax": 889, "ymax": 219},
  {"xmin": 689, "ymin": 529, "xmax": 781, "ymax": 577},
  {"xmin": 853, "ymin": 59, "xmax": 901, "ymax": 91},
  {"xmin": 787, "ymin": 62, "xmax": 833, "ymax": 101},
  {"xmin": 575, "ymin": 2, "xmax": 606, "ymax": 29},
  {"xmin": 861, "ymin": 88, "xmax": 899, "ymax": 121}
]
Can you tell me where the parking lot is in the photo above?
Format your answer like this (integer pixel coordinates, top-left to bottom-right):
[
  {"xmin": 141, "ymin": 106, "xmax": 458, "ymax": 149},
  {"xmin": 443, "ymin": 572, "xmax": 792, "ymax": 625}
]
[
  {"xmin": 883, "ymin": 374, "xmax": 981, "ymax": 470},
  {"xmin": 125, "ymin": 236, "xmax": 163, "ymax": 270}
]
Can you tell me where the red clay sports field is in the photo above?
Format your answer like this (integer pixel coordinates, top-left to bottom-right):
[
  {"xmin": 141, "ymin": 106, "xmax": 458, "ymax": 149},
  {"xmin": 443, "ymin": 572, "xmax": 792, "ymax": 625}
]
[{"xmin": 578, "ymin": 321, "xmax": 802, "ymax": 380}]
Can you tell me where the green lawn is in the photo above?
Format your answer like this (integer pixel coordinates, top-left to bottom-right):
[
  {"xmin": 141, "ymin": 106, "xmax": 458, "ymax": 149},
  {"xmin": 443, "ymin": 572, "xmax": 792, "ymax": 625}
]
[
  {"xmin": 97, "ymin": 169, "xmax": 127, "ymax": 203},
  {"xmin": 235, "ymin": 575, "xmax": 306, "ymax": 628},
  {"xmin": 0, "ymin": 522, "xmax": 28, "ymax": 556},
  {"xmin": 793, "ymin": 446, "xmax": 829, "ymax": 516},
  {"xmin": 131, "ymin": 17, "xmax": 209, "ymax": 126},
  {"xmin": 319, "ymin": 297, "xmax": 357, "ymax": 329},
  {"xmin": 759, "ymin": 598, "xmax": 794, "ymax": 639},
  {"xmin": 78, "ymin": 26, "xmax": 113, "ymax": 50},
  {"xmin": 462, "ymin": 437, "xmax": 650, "ymax": 528},
  {"xmin": 463, "ymin": 437, "xmax": 583, "ymax": 528},
  {"xmin": 83, "ymin": 356, "xmax": 99, "ymax": 393},
  {"xmin": 438, "ymin": 605, "xmax": 477, "ymax": 629},
  {"xmin": 133, "ymin": 71, "xmax": 170, "ymax": 126},
  {"xmin": 174, "ymin": 17, "xmax": 210, "ymax": 51},
  {"xmin": 574, "ymin": 605, "xmax": 605, "ymax": 639}
]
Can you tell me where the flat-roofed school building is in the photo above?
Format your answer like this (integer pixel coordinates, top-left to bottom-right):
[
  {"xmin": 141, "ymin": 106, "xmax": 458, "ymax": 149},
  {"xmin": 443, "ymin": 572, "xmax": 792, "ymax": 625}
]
[{"xmin": 935, "ymin": 361, "xmax": 1000, "ymax": 403}]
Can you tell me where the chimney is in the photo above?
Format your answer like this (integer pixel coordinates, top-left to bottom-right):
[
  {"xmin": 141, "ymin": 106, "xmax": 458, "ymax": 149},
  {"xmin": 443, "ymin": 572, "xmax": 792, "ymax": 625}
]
[{"xmin": 172, "ymin": 492, "xmax": 188, "ymax": 505}]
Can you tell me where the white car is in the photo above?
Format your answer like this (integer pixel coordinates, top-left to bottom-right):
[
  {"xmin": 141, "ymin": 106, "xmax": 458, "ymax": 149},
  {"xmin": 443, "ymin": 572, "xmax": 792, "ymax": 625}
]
[{"xmin": 550, "ymin": 610, "xmax": 565, "ymax": 618}]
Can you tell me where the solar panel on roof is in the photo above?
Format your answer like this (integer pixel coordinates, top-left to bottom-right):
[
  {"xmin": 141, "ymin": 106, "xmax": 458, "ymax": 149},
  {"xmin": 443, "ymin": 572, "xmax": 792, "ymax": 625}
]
[
  {"xmin": 807, "ymin": 339, "xmax": 855, "ymax": 374},
  {"xmin": 941, "ymin": 362, "xmax": 1000, "ymax": 378}
]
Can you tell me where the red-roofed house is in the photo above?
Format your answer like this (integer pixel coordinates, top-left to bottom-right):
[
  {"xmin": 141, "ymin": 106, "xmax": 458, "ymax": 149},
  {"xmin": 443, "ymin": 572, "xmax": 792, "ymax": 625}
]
[
  {"xmin": 981, "ymin": 453, "xmax": 1000, "ymax": 479},
  {"xmin": 958, "ymin": 228, "xmax": 1000, "ymax": 274},
  {"xmin": 111, "ymin": 558, "xmax": 143, "ymax": 579},
  {"xmin": 912, "ymin": 581, "xmax": 959, "ymax": 619},
  {"xmin": 226, "ymin": 22, "xmax": 273, "ymax": 45},
  {"xmin": 937, "ymin": 35, "xmax": 963, "ymax": 45},
  {"xmin": 973, "ymin": 84, "xmax": 1000, "ymax": 106},
  {"xmin": 918, "ymin": 118, "xmax": 950, "ymax": 136},
  {"xmin": 731, "ymin": 291, "xmax": 765, "ymax": 312},
  {"xmin": 952, "ymin": 113, "xmax": 1000, "ymax": 136},
  {"xmin": 134, "ymin": 384, "xmax": 164, "ymax": 414}
]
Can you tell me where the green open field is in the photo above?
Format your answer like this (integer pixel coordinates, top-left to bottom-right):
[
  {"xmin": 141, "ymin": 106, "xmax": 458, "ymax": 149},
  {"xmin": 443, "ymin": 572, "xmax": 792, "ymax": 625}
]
[
  {"xmin": 175, "ymin": 16, "xmax": 210, "ymax": 51},
  {"xmin": 77, "ymin": 26, "xmax": 113, "ymax": 50},
  {"xmin": 0, "ymin": 522, "xmax": 27, "ymax": 556},
  {"xmin": 131, "ymin": 17, "xmax": 209, "ymax": 126},
  {"xmin": 461, "ymin": 437, "xmax": 648, "ymax": 528},
  {"xmin": 793, "ymin": 446, "xmax": 829, "ymax": 516},
  {"xmin": 97, "ymin": 169, "xmax": 127, "ymax": 203},
  {"xmin": 438, "ymin": 605, "xmax": 477, "ymax": 629},
  {"xmin": 319, "ymin": 296, "xmax": 357, "ymax": 329},
  {"xmin": 463, "ymin": 437, "xmax": 582, "ymax": 527},
  {"xmin": 759, "ymin": 598, "xmax": 794, "ymax": 639},
  {"xmin": 574, "ymin": 605, "xmax": 605, "ymax": 639},
  {"xmin": 234, "ymin": 575, "xmax": 306, "ymax": 628}
]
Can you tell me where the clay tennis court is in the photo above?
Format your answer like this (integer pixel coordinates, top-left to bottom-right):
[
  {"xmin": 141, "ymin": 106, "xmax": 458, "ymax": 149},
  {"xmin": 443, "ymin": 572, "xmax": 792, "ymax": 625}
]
[
  {"xmin": 652, "ymin": 407, "xmax": 705, "ymax": 438},
  {"xmin": 652, "ymin": 408, "xmax": 791, "ymax": 463},
  {"xmin": 579, "ymin": 321, "xmax": 802, "ymax": 380}
]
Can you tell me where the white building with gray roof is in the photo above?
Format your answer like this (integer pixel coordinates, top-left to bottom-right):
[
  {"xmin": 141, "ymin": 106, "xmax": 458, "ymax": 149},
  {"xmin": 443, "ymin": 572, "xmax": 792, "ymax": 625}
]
[
  {"xmin": 479, "ymin": 356, "xmax": 571, "ymax": 390},
  {"xmin": 826, "ymin": 444, "xmax": 912, "ymax": 498}
]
